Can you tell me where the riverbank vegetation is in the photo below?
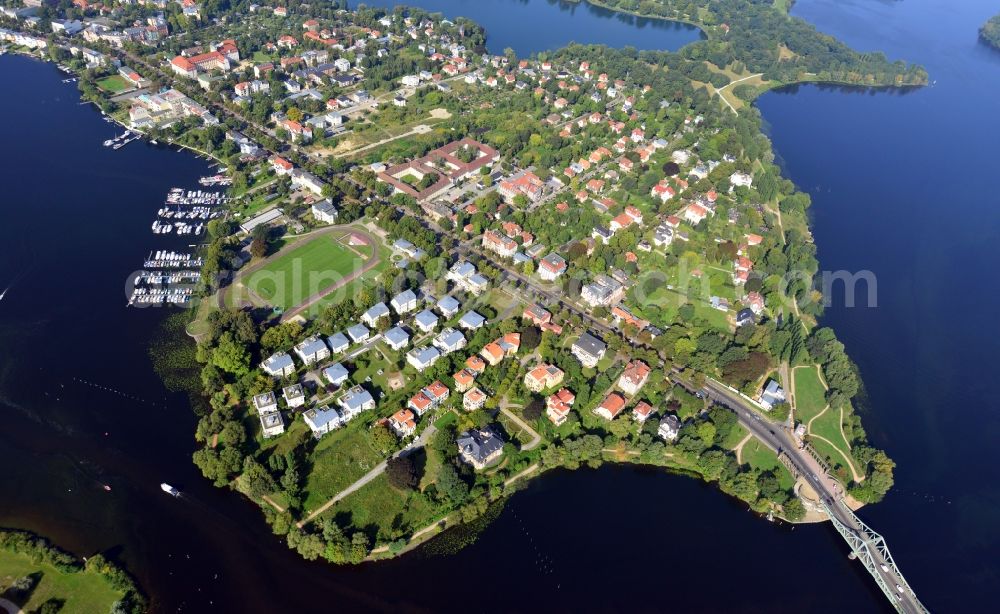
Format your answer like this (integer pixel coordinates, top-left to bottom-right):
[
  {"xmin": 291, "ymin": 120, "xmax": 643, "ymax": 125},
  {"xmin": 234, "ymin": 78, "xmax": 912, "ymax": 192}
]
[
  {"xmin": 980, "ymin": 14, "xmax": 1000, "ymax": 50},
  {"xmin": 0, "ymin": 529, "xmax": 145, "ymax": 614}
]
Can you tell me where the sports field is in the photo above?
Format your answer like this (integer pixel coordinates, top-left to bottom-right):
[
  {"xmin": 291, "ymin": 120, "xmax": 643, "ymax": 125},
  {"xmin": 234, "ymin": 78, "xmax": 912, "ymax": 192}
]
[
  {"xmin": 96, "ymin": 75, "xmax": 132, "ymax": 93},
  {"xmin": 247, "ymin": 235, "xmax": 364, "ymax": 311}
]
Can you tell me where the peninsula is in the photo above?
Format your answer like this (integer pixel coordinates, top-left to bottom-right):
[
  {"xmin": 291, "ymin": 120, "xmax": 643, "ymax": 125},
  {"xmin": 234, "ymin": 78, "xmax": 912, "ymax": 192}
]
[{"xmin": 0, "ymin": 0, "xmax": 920, "ymax": 595}]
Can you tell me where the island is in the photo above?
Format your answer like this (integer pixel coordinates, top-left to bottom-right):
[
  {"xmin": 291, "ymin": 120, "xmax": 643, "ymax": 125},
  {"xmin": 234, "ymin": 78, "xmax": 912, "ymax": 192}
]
[
  {"xmin": 1, "ymin": 0, "xmax": 920, "ymax": 569},
  {"xmin": 980, "ymin": 13, "xmax": 1000, "ymax": 50},
  {"xmin": 0, "ymin": 529, "xmax": 144, "ymax": 614}
]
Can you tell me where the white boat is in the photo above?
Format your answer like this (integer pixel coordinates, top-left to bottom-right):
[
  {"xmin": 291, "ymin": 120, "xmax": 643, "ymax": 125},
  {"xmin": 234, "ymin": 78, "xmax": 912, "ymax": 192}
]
[{"xmin": 160, "ymin": 483, "xmax": 180, "ymax": 497}]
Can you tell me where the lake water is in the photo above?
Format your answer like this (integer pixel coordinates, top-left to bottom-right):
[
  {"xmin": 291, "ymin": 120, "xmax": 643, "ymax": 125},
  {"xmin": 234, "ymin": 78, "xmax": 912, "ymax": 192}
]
[
  {"xmin": 354, "ymin": 0, "xmax": 703, "ymax": 55},
  {"xmin": 1, "ymin": 0, "xmax": 998, "ymax": 611}
]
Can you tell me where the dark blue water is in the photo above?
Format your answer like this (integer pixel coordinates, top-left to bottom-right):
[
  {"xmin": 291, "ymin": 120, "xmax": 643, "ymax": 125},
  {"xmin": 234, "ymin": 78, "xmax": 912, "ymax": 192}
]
[
  {"xmin": 757, "ymin": 1, "xmax": 1000, "ymax": 609},
  {"xmin": 355, "ymin": 0, "xmax": 703, "ymax": 55},
  {"xmin": 1, "ymin": 0, "xmax": 997, "ymax": 610}
]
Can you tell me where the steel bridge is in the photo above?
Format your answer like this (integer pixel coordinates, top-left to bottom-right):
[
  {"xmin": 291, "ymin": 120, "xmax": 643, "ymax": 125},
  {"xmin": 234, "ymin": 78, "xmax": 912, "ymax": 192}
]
[{"xmin": 821, "ymin": 501, "xmax": 930, "ymax": 613}]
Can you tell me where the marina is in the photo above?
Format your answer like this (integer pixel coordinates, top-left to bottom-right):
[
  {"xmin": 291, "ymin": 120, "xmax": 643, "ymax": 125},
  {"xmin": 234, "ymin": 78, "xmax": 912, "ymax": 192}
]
[
  {"xmin": 156, "ymin": 205, "xmax": 223, "ymax": 221},
  {"xmin": 143, "ymin": 251, "xmax": 203, "ymax": 268},
  {"xmin": 199, "ymin": 173, "xmax": 232, "ymax": 187},
  {"xmin": 128, "ymin": 286, "xmax": 193, "ymax": 306},
  {"xmin": 130, "ymin": 178, "xmax": 224, "ymax": 307},
  {"xmin": 151, "ymin": 219, "xmax": 204, "ymax": 236},
  {"xmin": 166, "ymin": 187, "xmax": 228, "ymax": 205},
  {"xmin": 103, "ymin": 130, "xmax": 133, "ymax": 148}
]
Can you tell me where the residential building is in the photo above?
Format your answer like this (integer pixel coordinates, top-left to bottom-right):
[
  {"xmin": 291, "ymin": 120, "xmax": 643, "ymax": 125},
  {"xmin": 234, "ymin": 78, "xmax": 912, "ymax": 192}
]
[
  {"xmin": 538, "ymin": 252, "xmax": 567, "ymax": 281},
  {"xmin": 658, "ymin": 415, "xmax": 681, "ymax": 441},
  {"xmin": 338, "ymin": 386, "xmax": 375, "ymax": 420},
  {"xmin": 283, "ymin": 384, "xmax": 306, "ymax": 409},
  {"xmin": 483, "ymin": 230, "xmax": 517, "ymax": 258},
  {"xmin": 546, "ymin": 388, "xmax": 576, "ymax": 426},
  {"xmin": 458, "ymin": 311, "xmax": 486, "ymax": 330},
  {"xmin": 390, "ymin": 289, "xmax": 418, "ymax": 314},
  {"xmin": 730, "ymin": 171, "xmax": 753, "ymax": 188},
  {"xmin": 383, "ymin": 326, "xmax": 411, "ymax": 351},
  {"xmin": 323, "ymin": 363, "xmax": 349, "ymax": 387},
  {"xmin": 572, "ymin": 332, "xmax": 607, "ymax": 368},
  {"xmin": 618, "ymin": 360, "xmax": 651, "ymax": 396},
  {"xmin": 632, "ymin": 401, "xmax": 654, "ymax": 423},
  {"xmin": 259, "ymin": 407, "xmax": 285, "ymax": 438},
  {"xmin": 347, "ymin": 323, "xmax": 371, "ymax": 344},
  {"xmin": 304, "ymin": 406, "xmax": 343, "ymax": 438},
  {"xmin": 581, "ymin": 275, "xmax": 625, "ymax": 308},
  {"xmin": 407, "ymin": 346, "xmax": 441, "ymax": 371},
  {"xmin": 457, "ymin": 426, "xmax": 504, "ymax": 469},
  {"xmin": 326, "ymin": 332, "xmax": 350, "ymax": 354},
  {"xmin": 463, "ymin": 387, "xmax": 487, "ymax": 411},
  {"xmin": 446, "ymin": 261, "xmax": 488, "ymax": 295},
  {"xmin": 389, "ymin": 409, "xmax": 417, "ymax": 437},
  {"xmin": 594, "ymin": 392, "xmax": 627, "ymax": 421},
  {"xmin": 294, "ymin": 336, "xmax": 330, "ymax": 366},
  {"xmin": 253, "ymin": 391, "xmax": 278, "ymax": 415},
  {"xmin": 414, "ymin": 309, "xmax": 439, "ymax": 332},
  {"xmin": 311, "ymin": 200, "xmax": 338, "ymax": 224},
  {"xmin": 437, "ymin": 294, "xmax": 462, "ymax": 317},
  {"xmin": 453, "ymin": 369, "xmax": 476, "ymax": 393},
  {"xmin": 261, "ymin": 351, "xmax": 295, "ymax": 378},
  {"xmin": 524, "ymin": 364, "xmax": 565, "ymax": 392},
  {"xmin": 758, "ymin": 379, "xmax": 786, "ymax": 410},
  {"xmin": 433, "ymin": 327, "xmax": 467, "ymax": 355}
]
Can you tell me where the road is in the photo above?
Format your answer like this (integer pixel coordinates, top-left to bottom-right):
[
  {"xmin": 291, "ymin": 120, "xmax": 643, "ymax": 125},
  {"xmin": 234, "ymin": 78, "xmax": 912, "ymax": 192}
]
[
  {"xmin": 683, "ymin": 376, "xmax": 926, "ymax": 614},
  {"xmin": 297, "ymin": 420, "xmax": 438, "ymax": 528}
]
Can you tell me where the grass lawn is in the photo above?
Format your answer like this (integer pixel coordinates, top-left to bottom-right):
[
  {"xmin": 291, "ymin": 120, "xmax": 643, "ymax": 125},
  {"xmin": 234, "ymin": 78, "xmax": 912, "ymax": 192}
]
[
  {"xmin": 721, "ymin": 422, "xmax": 749, "ymax": 450},
  {"xmin": 96, "ymin": 74, "xmax": 132, "ymax": 93},
  {"xmin": 302, "ymin": 425, "xmax": 385, "ymax": 512},
  {"xmin": 246, "ymin": 235, "xmax": 363, "ymax": 311},
  {"xmin": 741, "ymin": 438, "xmax": 795, "ymax": 490},
  {"xmin": 0, "ymin": 550, "xmax": 123, "ymax": 613},
  {"xmin": 793, "ymin": 366, "xmax": 827, "ymax": 423},
  {"xmin": 809, "ymin": 408, "xmax": 858, "ymax": 477},
  {"xmin": 324, "ymin": 473, "xmax": 439, "ymax": 542}
]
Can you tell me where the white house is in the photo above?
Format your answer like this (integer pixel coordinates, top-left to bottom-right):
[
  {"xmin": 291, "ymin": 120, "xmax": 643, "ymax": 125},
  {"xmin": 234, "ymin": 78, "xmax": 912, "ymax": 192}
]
[
  {"xmin": 433, "ymin": 328, "xmax": 467, "ymax": 355},
  {"xmin": 458, "ymin": 311, "xmax": 486, "ymax": 330},
  {"xmin": 437, "ymin": 295, "xmax": 461, "ymax": 317},
  {"xmin": 414, "ymin": 309, "xmax": 439, "ymax": 333},
  {"xmin": 347, "ymin": 323, "xmax": 371, "ymax": 344},
  {"xmin": 757, "ymin": 379, "xmax": 786, "ymax": 410},
  {"xmin": 261, "ymin": 352, "xmax": 296, "ymax": 378},
  {"xmin": 407, "ymin": 346, "xmax": 441, "ymax": 371},
  {"xmin": 658, "ymin": 415, "xmax": 681, "ymax": 441},
  {"xmin": 383, "ymin": 326, "xmax": 411, "ymax": 351},
  {"xmin": 259, "ymin": 408, "xmax": 285, "ymax": 438},
  {"xmin": 338, "ymin": 386, "xmax": 375, "ymax": 419},
  {"xmin": 326, "ymin": 332, "xmax": 350, "ymax": 354},
  {"xmin": 390, "ymin": 289, "xmax": 418, "ymax": 315},
  {"xmin": 304, "ymin": 406, "xmax": 343, "ymax": 438},
  {"xmin": 571, "ymin": 333, "xmax": 606, "ymax": 368},
  {"xmin": 361, "ymin": 303, "xmax": 390, "ymax": 327},
  {"xmin": 311, "ymin": 199, "xmax": 338, "ymax": 224},
  {"xmin": 295, "ymin": 336, "xmax": 330, "ymax": 366},
  {"xmin": 283, "ymin": 384, "xmax": 306, "ymax": 408},
  {"xmin": 323, "ymin": 363, "xmax": 350, "ymax": 387}
]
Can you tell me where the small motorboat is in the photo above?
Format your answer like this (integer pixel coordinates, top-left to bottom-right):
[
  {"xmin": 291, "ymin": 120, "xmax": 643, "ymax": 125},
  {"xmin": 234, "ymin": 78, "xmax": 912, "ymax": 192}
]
[{"xmin": 160, "ymin": 483, "xmax": 180, "ymax": 497}]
